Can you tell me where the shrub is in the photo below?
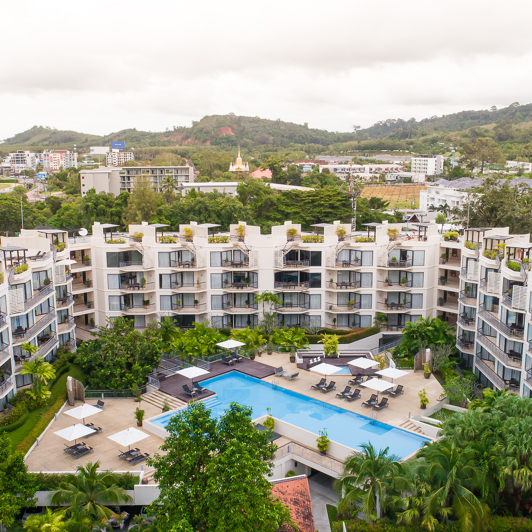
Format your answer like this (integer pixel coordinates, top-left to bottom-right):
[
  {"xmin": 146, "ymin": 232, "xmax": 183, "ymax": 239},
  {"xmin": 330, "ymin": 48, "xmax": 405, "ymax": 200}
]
[
  {"xmin": 285, "ymin": 470, "xmax": 297, "ymax": 477},
  {"xmin": 106, "ymin": 238, "xmax": 126, "ymax": 244},
  {"xmin": 286, "ymin": 228, "xmax": 299, "ymax": 240},
  {"xmin": 159, "ymin": 235, "xmax": 177, "ymax": 244},
  {"xmin": 14, "ymin": 263, "xmax": 29, "ymax": 274},
  {"xmin": 507, "ymin": 260, "xmax": 521, "ymax": 271},
  {"xmin": 131, "ymin": 232, "xmax": 144, "ymax": 242},
  {"xmin": 465, "ymin": 240, "xmax": 477, "ymax": 250},
  {"xmin": 443, "ymin": 231, "xmax": 459, "ymax": 240},
  {"xmin": 336, "ymin": 226, "xmax": 347, "ymax": 240},
  {"xmin": 387, "ymin": 228, "xmax": 399, "ymax": 241},
  {"xmin": 354, "ymin": 237, "xmax": 375, "ymax": 243},
  {"xmin": 208, "ymin": 236, "xmax": 230, "ymax": 243},
  {"xmin": 483, "ymin": 249, "xmax": 498, "ymax": 260},
  {"xmin": 301, "ymin": 235, "xmax": 324, "ymax": 243},
  {"xmin": 56, "ymin": 242, "xmax": 65, "ymax": 252},
  {"xmin": 31, "ymin": 472, "xmax": 137, "ymax": 491},
  {"xmin": 306, "ymin": 326, "xmax": 380, "ymax": 345},
  {"xmin": 182, "ymin": 227, "xmax": 194, "ymax": 240}
]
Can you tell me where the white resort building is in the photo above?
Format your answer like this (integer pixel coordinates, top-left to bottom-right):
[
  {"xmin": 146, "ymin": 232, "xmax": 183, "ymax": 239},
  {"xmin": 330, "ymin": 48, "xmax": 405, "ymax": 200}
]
[{"xmin": 1, "ymin": 220, "xmax": 532, "ymax": 411}]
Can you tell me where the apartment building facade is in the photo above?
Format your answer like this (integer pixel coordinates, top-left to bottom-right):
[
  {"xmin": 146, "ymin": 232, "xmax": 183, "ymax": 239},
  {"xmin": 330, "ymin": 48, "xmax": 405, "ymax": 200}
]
[
  {"xmin": 80, "ymin": 165, "xmax": 195, "ymax": 197},
  {"xmin": 0, "ymin": 230, "xmax": 77, "ymax": 410},
  {"xmin": 411, "ymin": 155, "xmax": 444, "ymax": 176},
  {"xmin": 42, "ymin": 150, "xmax": 78, "ymax": 171},
  {"xmin": 106, "ymin": 151, "xmax": 135, "ymax": 167},
  {"xmin": 318, "ymin": 163, "xmax": 403, "ymax": 180},
  {"xmin": 4, "ymin": 151, "xmax": 39, "ymax": 174},
  {"xmin": 2, "ymin": 219, "xmax": 532, "ymax": 408}
]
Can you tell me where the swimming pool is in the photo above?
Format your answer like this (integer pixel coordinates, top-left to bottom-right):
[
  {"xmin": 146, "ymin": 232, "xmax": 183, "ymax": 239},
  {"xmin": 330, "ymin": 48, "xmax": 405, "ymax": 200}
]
[
  {"xmin": 331, "ymin": 366, "xmax": 351, "ymax": 375},
  {"xmin": 151, "ymin": 372, "xmax": 429, "ymax": 458}
]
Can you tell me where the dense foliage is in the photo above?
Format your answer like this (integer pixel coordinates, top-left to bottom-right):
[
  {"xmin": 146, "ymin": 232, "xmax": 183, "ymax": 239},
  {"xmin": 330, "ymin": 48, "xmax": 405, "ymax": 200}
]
[
  {"xmin": 75, "ymin": 317, "xmax": 163, "ymax": 389},
  {"xmin": 149, "ymin": 401, "xmax": 292, "ymax": 532}
]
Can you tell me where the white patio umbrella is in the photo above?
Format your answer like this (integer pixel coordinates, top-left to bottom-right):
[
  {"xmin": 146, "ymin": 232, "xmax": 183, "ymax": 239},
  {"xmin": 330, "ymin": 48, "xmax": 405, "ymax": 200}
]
[
  {"xmin": 310, "ymin": 363, "xmax": 343, "ymax": 377},
  {"xmin": 216, "ymin": 339, "xmax": 246, "ymax": 360},
  {"xmin": 348, "ymin": 357, "xmax": 379, "ymax": 370},
  {"xmin": 376, "ymin": 367, "xmax": 409, "ymax": 383},
  {"xmin": 108, "ymin": 427, "xmax": 149, "ymax": 451},
  {"xmin": 55, "ymin": 423, "xmax": 96, "ymax": 444},
  {"xmin": 65, "ymin": 404, "xmax": 103, "ymax": 424},
  {"xmin": 361, "ymin": 378, "xmax": 394, "ymax": 395},
  {"xmin": 176, "ymin": 366, "xmax": 210, "ymax": 387}
]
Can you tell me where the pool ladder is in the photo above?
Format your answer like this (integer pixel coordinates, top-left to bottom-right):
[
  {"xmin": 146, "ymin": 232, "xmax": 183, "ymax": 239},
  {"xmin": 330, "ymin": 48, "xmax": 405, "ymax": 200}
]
[
  {"xmin": 369, "ymin": 412, "xmax": 378, "ymax": 421},
  {"xmin": 271, "ymin": 378, "xmax": 280, "ymax": 387}
]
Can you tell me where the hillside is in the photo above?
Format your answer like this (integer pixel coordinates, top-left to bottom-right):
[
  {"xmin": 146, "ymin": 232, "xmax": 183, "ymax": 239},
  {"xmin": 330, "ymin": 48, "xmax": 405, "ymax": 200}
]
[{"xmin": 2, "ymin": 103, "xmax": 532, "ymax": 153}]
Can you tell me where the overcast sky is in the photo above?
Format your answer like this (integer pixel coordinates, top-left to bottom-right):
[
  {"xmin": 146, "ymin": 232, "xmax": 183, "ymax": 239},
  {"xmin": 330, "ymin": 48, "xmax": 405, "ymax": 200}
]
[{"xmin": 2, "ymin": 0, "xmax": 532, "ymax": 139}]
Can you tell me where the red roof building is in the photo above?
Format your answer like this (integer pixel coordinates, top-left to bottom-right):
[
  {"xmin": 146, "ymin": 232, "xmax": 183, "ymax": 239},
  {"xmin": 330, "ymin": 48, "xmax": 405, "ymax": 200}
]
[{"xmin": 271, "ymin": 476, "xmax": 315, "ymax": 532}]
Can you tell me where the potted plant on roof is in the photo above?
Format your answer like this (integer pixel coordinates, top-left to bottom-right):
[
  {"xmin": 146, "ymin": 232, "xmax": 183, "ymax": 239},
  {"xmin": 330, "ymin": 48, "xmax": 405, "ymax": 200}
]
[
  {"xmin": 418, "ymin": 389, "xmax": 429, "ymax": 409},
  {"xmin": 316, "ymin": 430, "xmax": 330, "ymax": 456},
  {"xmin": 141, "ymin": 277, "xmax": 147, "ymax": 287},
  {"xmin": 135, "ymin": 407, "xmax": 145, "ymax": 427},
  {"xmin": 423, "ymin": 362, "xmax": 431, "ymax": 379},
  {"xmin": 267, "ymin": 340, "xmax": 274, "ymax": 356},
  {"xmin": 263, "ymin": 408, "xmax": 275, "ymax": 430},
  {"xmin": 289, "ymin": 348, "xmax": 296, "ymax": 364},
  {"xmin": 439, "ymin": 275, "xmax": 447, "ymax": 285},
  {"xmin": 401, "ymin": 277, "xmax": 407, "ymax": 287},
  {"xmin": 143, "ymin": 299, "xmax": 150, "ymax": 310},
  {"xmin": 287, "ymin": 228, "xmax": 298, "ymax": 241},
  {"xmin": 194, "ymin": 299, "xmax": 199, "ymax": 309}
]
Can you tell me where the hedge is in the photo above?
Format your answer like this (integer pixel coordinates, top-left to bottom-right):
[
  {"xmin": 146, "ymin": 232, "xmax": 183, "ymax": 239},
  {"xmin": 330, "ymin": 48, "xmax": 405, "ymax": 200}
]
[
  {"xmin": 306, "ymin": 326, "xmax": 380, "ymax": 345},
  {"xmin": 331, "ymin": 517, "xmax": 532, "ymax": 532},
  {"xmin": 31, "ymin": 472, "xmax": 137, "ymax": 491},
  {"xmin": 0, "ymin": 410, "xmax": 29, "ymax": 432}
]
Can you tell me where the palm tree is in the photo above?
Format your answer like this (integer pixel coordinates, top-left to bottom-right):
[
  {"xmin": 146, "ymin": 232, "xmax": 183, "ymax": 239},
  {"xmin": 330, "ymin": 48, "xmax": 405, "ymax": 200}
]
[
  {"xmin": 255, "ymin": 291, "xmax": 283, "ymax": 314},
  {"xmin": 19, "ymin": 356, "xmax": 56, "ymax": 403},
  {"xmin": 23, "ymin": 508, "xmax": 67, "ymax": 531},
  {"xmin": 160, "ymin": 175, "xmax": 178, "ymax": 203},
  {"xmin": 50, "ymin": 461, "xmax": 133, "ymax": 522},
  {"xmin": 414, "ymin": 442, "xmax": 486, "ymax": 532},
  {"xmin": 333, "ymin": 442, "xmax": 403, "ymax": 522}
]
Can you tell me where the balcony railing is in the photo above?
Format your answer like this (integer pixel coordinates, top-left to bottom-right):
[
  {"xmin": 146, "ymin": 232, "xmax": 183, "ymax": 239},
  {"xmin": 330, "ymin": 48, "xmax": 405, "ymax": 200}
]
[
  {"xmin": 58, "ymin": 317, "xmax": 76, "ymax": 333},
  {"xmin": 283, "ymin": 260, "xmax": 310, "ymax": 268},
  {"xmin": 381, "ymin": 324, "xmax": 406, "ymax": 332},
  {"xmin": 458, "ymin": 315, "xmax": 476, "ymax": 328},
  {"xmin": 477, "ymin": 333, "xmax": 521, "ymax": 368},
  {"xmin": 0, "ymin": 313, "xmax": 6, "ymax": 328},
  {"xmin": 384, "ymin": 260, "xmax": 413, "ymax": 268},
  {"xmin": 12, "ymin": 284, "xmax": 54, "ymax": 312},
  {"xmin": 72, "ymin": 259, "xmax": 91, "ymax": 269},
  {"xmin": 0, "ymin": 376, "xmax": 14, "ymax": 396},
  {"xmin": 223, "ymin": 303, "xmax": 259, "ymax": 311},
  {"xmin": 328, "ymin": 281, "xmax": 360, "ymax": 289},
  {"xmin": 120, "ymin": 282, "xmax": 156, "ymax": 291},
  {"xmin": 56, "ymin": 295, "xmax": 74, "ymax": 308},
  {"xmin": 335, "ymin": 260, "xmax": 362, "ymax": 268},
  {"xmin": 479, "ymin": 304, "xmax": 524, "ymax": 338},
  {"xmin": 457, "ymin": 338, "xmax": 475, "ymax": 352},
  {"xmin": 377, "ymin": 302, "xmax": 412, "ymax": 310},
  {"xmin": 475, "ymin": 357, "xmax": 506, "ymax": 390},
  {"xmin": 274, "ymin": 281, "xmax": 310, "ymax": 290},
  {"xmin": 123, "ymin": 303, "xmax": 156, "ymax": 313},
  {"xmin": 171, "ymin": 260, "xmax": 197, "ymax": 268},
  {"xmin": 12, "ymin": 309, "xmax": 56, "ymax": 344},
  {"xmin": 224, "ymin": 281, "xmax": 258, "ymax": 290},
  {"xmin": 118, "ymin": 261, "xmax": 144, "ymax": 268},
  {"xmin": 377, "ymin": 280, "xmax": 414, "ymax": 288},
  {"xmin": 170, "ymin": 303, "xmax": 207, "ymax": 312},
  {"xmin": 37, "ymin": 334, "xmax": 58, "ymax": 357},
  {"xmin": 276, "ymin": 301, "xmax": 310, "ymax": 310},
  {"xmin": 172, "ymin": 282, "xmax": 206, "ymax": 291},
  {"xmin": 0, "ymin": 342, "xmax": 10, "ymax": 365},
  {"xmin": 461, "ymin": 268, "xmax": 479, "ymax": 281}
]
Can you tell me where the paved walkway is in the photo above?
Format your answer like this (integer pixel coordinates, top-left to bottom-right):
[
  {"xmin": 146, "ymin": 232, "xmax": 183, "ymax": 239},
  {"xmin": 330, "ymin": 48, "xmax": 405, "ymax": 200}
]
[{"xmin": 309, "ymin": 473, "xmax": 340, "ymax": 532}]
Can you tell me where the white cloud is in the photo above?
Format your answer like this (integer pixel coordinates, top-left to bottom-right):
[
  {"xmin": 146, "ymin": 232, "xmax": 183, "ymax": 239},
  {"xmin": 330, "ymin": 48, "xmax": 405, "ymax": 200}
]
[{"xmin": 1, "ymin": 0, "xmax": 531, "ymax": 139}]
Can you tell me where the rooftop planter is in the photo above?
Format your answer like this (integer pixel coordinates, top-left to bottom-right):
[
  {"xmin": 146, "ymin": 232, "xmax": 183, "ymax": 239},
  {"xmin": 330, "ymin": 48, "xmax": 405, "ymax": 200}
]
[
  {"xmin": 159, "ymin": 235, "xmax": 177, "ymax": 244},
  {"xmin": 14, "ymin": 264, "xmax": 29, "ymax": 275},
  {"xmin": 507, "ymin": 260, "xmax": 522, "ymax": 272},
  {"xmin": 131, "ymin": 232, "xmax": 144, "ymax": 243},
  {"xmin": 353, "ymin": 237, "xmax": 375, "ymax": 243},
  {"xmin": 181, "ymin": 227, "xmax": 194, "ymax": 241},
  {"xmin": 336, "ymin": 226, "xmax": 347, "ymax": 241},
  {"xmin": 443, "ymin": 231, "xmax": 459, "ymax": 241},
  {"xmin": 286, "ymin": 228, "xmax": 299, "ymax": 241},
  {"xmin": 235, "ymin": 225, "xmax": 246, "ymax": 241},
  {"xmin": 106, "ymin": 238, "xmax": 126, "ymax": 244},
  {"xmin": 301, "ymin": 235, "xmax": 323, "ymax": 243},
  {"xmin": 208, "ymin": 236, "xmax": 230, "ymax": 244},
  {"xmin": 465, "ymin": 241, "xmax": 477, "ymax": 250},
  {"xmin": 483, "ymin": 249, "xmax": 498, "ymax": 260}
]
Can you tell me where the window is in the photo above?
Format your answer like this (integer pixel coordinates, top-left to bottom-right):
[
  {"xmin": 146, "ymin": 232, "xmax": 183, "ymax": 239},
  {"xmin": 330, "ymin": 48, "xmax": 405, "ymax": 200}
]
[
  {"xmin": 158, "ymin": 253, "xmax": 171, "ymax": 268},
  {"xmin": 160, "ymin": 295, "xmax": 172, "ymax": 311},
  {"xmin": 210, "ymin": 274, "xmax": 223, "ymax": 289},
  {"xmin": 309, "ymin": 295, "xmax": 321, "ymax": 309},
  {"xmin": 107, "ymin": 274, "xmax": 120, "ymax": 289},
  {"xmin": 108, "ymin": 296, "xmax": 121, "ymax": 311},
  {"xmin": 107, "ymin": 252, "xmax": 118, "ymax": 268}
]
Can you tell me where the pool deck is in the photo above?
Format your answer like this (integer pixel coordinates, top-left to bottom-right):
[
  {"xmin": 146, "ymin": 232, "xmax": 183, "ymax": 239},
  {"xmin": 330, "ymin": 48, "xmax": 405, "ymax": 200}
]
[
  {"xmin": 159, "ymin": 357, "xmax": 276, "ymax": 402},
  {"xmin": 255, "ymin": 352, "xmax": 445, "ymax": 428},
  {"xmin": 25, "ymin": 398, "xmax": 166, "ymax": 473}
]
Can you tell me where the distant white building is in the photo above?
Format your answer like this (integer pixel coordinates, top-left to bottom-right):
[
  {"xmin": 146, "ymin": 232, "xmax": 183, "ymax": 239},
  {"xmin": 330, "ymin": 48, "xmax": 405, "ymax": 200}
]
[
  {"xmin": 506, "ymin": 161, "xmax": 532, "ymax": 173},
  {"xmin": 411, "ymin": 155, "xmax": 444, "ymax": 176},
  {"xmin": 42, "ymin": 150, "xmax": 78, "ymax": 171},
  {"xmin": 318, "ymin": 163, "xmax": 402, "ymax": 180},
  {"xmin": 4, "ymin": 151, "xmax": 38, "ymax": 174},
  {"xmin": 106, "ymin": 151, "xmax": 135, "ymax": 167},
  {"xmin": 420, "ymin": 181, "xmax": 470, "ymax": 211}
]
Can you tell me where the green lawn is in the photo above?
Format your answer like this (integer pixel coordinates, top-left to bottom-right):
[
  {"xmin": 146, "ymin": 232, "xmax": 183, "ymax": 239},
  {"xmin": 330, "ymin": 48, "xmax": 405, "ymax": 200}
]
[
  {"xmin": 428, "ymin": 408, "xmax": 457, "ymax": 422},
  {"xmin": 327, "ymin": 504, "xmax": 338, "ymax": 529},
  {"xmin": 7, "ymin": 365, "xmax": 86, "ymax": 452}
]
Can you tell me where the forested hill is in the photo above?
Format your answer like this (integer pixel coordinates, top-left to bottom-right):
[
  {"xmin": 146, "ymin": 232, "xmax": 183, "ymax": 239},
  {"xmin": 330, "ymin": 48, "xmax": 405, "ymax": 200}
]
[{"xmin": 3, "ymin": 103, "xmax": 532, "ymax": 151}]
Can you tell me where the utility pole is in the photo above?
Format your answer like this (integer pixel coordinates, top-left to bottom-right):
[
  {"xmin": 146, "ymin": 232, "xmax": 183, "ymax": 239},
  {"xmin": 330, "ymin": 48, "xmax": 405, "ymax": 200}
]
[{"xmin": 20, "ymin": 196, "xmax": 24, "ymax": 229}]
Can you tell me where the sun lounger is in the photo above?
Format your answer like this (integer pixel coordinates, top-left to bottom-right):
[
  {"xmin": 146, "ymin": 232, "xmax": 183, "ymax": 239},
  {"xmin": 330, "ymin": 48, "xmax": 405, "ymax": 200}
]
[
  {"xmin": 373, "ymin": 398, "xmax": 389, "ymax": 410},
  {"xmin": 118, "ymin": 448, "xmax": 140, "ymax": 460},
  {"xmin": 28, "ymin": 251, "xmax": 45, "ymax": 261},
  {"xmin": 129, "ymin": 452, "xmax": 149, "ymax": 465},
  {"xmin": 311, "ymin": 378, "xmax": 326, "ymax": 390},
  {"xmin": 362, "ymin": 394, "xmax": 378, "ymax": 407},
  {"xmin": 345, "ymin": 389, "xmax": 362, "ymax": 402},
  {"xmin": 84, "ymin": 423, "xmax": 102, "ymax": 434},
  {"xmin": 71, "ymin": 445, "xmax": 93, "ymax": 459},
  {"xmin": 232, "ymin": 353, "xmax": 244, "ymax": 363},
  {"xmin": 284, "ymin": 372, "xmax": 299, "ymax": 381},
  {"xmin": 221, "ymin": 356, "xmax": 235, "ymax": 366},
  {"xmin": 274, "ymin": 367, "xmax": 285, "ymax": 376},
  {"xmin": 335, "ymin": 386, "xmax": 352, "ymax": 399},
  {"xmin": 320, "ymin": 381, "xmax": 336, "ymax": 394},
  {"xmin": 192, "ymin": 382, "xmax": 206, "ymax": 394},
  {"xmin": 182, "ymin": 385, "xmax": 198, "ymax": 397},
  {"xmin": 93, "ymin": 399, "xmax": 105, "ymax": 409},
  {"xmin": 388, "ymin": 385, "xmax": 404, "ymax": 397},
  {"xmin": 348, "ymin": 374, "xmax": 364, "ymax": 386}
]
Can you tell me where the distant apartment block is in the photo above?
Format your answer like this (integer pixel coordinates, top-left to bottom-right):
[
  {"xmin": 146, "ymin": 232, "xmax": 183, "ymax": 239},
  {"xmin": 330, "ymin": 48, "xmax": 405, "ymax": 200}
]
[
  {"xmin": 80, "ymin": 165, "xmax": 195, "ymax": 197},
  {"xmin": 318, "ymin": 163, "xmax": 403, "ymax": 179},
  {"xmin": 506, "ymin": 161, "xmax": 532, "ymax": 173},
  {"xmin": 411, "ymin": 155, "xmax": 444, "ymax": 176},
  {"xmin": 106, "ymin": 151, "xmax": 135, "ymax": 167},
  {"xmin": 42, "ymin": 150, "xmax": 78, "ymax": 171},
  {"xmin": 4, "ymin": 151, "xmax": 38, "ymax": 174}
]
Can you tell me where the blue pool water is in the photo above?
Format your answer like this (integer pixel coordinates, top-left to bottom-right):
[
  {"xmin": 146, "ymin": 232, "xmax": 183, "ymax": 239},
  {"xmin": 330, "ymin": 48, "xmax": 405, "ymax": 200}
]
[
  {"xmin": 150, "ymin": 372, "xmax": 429, "ymax": 459},
  {"xmin": 332, "ymin": 366, "xmax": 351, "ymax": 375}
]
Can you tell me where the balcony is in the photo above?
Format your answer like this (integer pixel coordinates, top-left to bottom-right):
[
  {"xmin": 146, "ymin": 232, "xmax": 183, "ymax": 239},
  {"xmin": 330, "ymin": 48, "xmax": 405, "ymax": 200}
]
[
  {"xmin": 55, "ymin": 272, "xmax": 73, "ymax": 285},
  {"xmin": 439, "ymin": 256, "xmax": 461, "ymax": 267},
  {"xmin": 72, "ymin": 259, "xmax": 91, "ymax": 270},
  {"xmin": 73, "ymin": 301, "xmax": 94, "ymax": 314},
  {"xmin": 223, "ymin": 281, "xmax": 258, "ymax": 291},
  {"xmin": 0, "ymin": 342, "xmax": 10, "ymax": 365},
  {"xmin": 171, "ymin": 260, "xmax": 198, "ymax": 269},
  {"xmin": 0, "ymin": 376, "xmax": 14, "ymax": 397},
  {"xmin": 460, "ymin": 268, "xmax": 479, "ymax": 282},
  {"xmin": 12, "ymin": 310, "xmax": 56, "ymax": 344},
  {"xmin": 0, "ymin": 313, "xmax": 6, "ymax": 329},
  {"xmin": 170, "ymin": 303, "xmax": 207, "ymax": 314},
  {"xmin": 382, "ymin": 260, "xmax": 413, "ymax": 268},
  {"xmin": 377, "ymin": 280, "xmax": 414, "ymax": 289},
  {"xmin": 479, "ymin": 304, "xmax": 524, "ymax": 339},
  {"xmin": 475, "ymin": 357, "xmax": 506, "ymax": 390},
  {"xmin": 223, "ymin": 303, "xmax": 259, "ymax": 313},
  {"xmin": 37, "ymin": 333, "xmax": 58, "ymax": 357},
  {"xmin": 120, "ymin": 282, "xmax": 156, "ymax": 291},
  {"xmin": 476, "ymin": 333, "xmax": 522, "ymax": 368},
  {"xmin": 274, "ymin": 281, "xmax": 310, "ymax": 290},
  {"xmin": 282, "ymin": 260, "xmax": 309, "ymax": 268},
  {"xmin": 437, "ymin": 300, "xmax": 459, "ymax": 313},
  {"xmin": 377, "ymin": 302, "xmax": 412, "ymax": 311},
  {"xmin": 334, "ymin": 259, "xmax": 362, "ymax": 268},
  {"xmin": 501, "ymin": 292, "xmax": 527, "ymax": 312},
  {"xmin": 458, "ymin": 315, "xmax": 476, "ymax": 329},
  {"xmin": 118, "ymin": 261, "xmax": 144, "ymax": 269},
  {"xmin": 58, "ymin": 317, "xmax": 76, "ymax": 334},
  {"xmin": 381, "ymin": 324, "xmax": 406, "ymax": 332},
  {"xmin": 122, "ymin": 303, "xmax": 156, "ymax": 314},
  {"xmin": 11, "ymin": 284, "xmax": 54, "ymax": 313},
  {"xmin": 458, "ymin": 291, "xmax": 477, "ymax": 305},
  {"xmin": 479, "ymin": 279, "xmax": 498, "ymax": 295},
  {"xmin": 72, "ymin": 279, "xmax": 93, "ymax": 292},
  {"xmin": 56, "ymin": 295, "xmax": 74, "ymax": 308},
  {"xmin": 172, "ymin": 282, "xmax": 206, "ymax": 291},
  {"xmin": 457, "ymin": 338, "xmax": 474, "ymax": 353},
  {"xmin": 327, "ymin": 281, "xmax": 359, "ymax": 290},
  {"xmin": 438, "ymin": 278, "xmax": 460, "ymax": 290},
  {"xmin": 328, "ymin": 303, "xmax": 363, "ymax": 313}
]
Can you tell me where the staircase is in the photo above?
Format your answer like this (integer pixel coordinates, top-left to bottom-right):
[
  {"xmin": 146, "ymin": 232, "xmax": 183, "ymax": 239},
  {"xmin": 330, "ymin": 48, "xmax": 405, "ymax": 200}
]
[
  {"xmin": 141, "ymin": 391, "xmax": 185, "ymax": 411},
  {"xmin": 201, "ymin": 396, "xmax": 222, "ymax": 409},
  {"xmin": 399, "ymin": 419, "xmax": 423, "ymax": 434}
]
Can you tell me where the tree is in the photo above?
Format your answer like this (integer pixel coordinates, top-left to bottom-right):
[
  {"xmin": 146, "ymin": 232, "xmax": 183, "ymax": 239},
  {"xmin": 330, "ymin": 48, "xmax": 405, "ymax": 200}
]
[
  {"xmin": 255, "ymin": 291, "xmax": 283, "ymax": 314},
  {"xmin": 157, "ymin": 317, "xmax": 180, "ymax": 353},
  {"xmin": 460, "ymin": 137, "xmax": 499, "ymax": 174},
  {"xmin": 0, "ymin": 433, "xmax": 36, "ymax": 527},
  {"xmin": 75, "ymin": 317, "xmax": 163, "ymax": 389},
  {"xmin": 170, "ymin": 322, "xmax": 225, "ymax": 361},
  {"xmin": 123, "ymin": 174, "xmax": 161, "ymax": 225},
  {"xmin": 334, "ymin": 443, "xmax": 404, "ymax": 522},
  {"xmin": 442, "ymin": 375, "xmax": 477, "ymax": 408},
  {"xmin": 413, "ymin": 442, "xmax": 486, "ymax": 532},
  {"xmin": 160, "ymin": 175, "xmax": 178, "ymax": 205},
  {"xmin": 435, "ymin": 213, "xmax": 446, "ymax": 233},
  {"xmin": 149, "ymin": 402, "xmax": 292, "ymax": 531},
  {"xmin": 19, "ymin": 355, "xmax": 56, "ymax": 404},
  {"xmin": 401, "ymin": 316, "xmax": 456, "ymax": 356},
  {"xmin": 50, "ymin": 461, "xmax": 132, "ymax": 522},
  {"xmin": 24, "ymin": 508, "xmax": 67, "ymax": 531}
]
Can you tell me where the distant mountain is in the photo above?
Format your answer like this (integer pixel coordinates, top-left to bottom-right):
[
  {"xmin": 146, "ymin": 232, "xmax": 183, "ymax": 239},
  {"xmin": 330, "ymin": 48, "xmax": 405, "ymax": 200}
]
[{"xmin": 2, "ymin": 103, "xmax": 531, "ymax": 151}]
